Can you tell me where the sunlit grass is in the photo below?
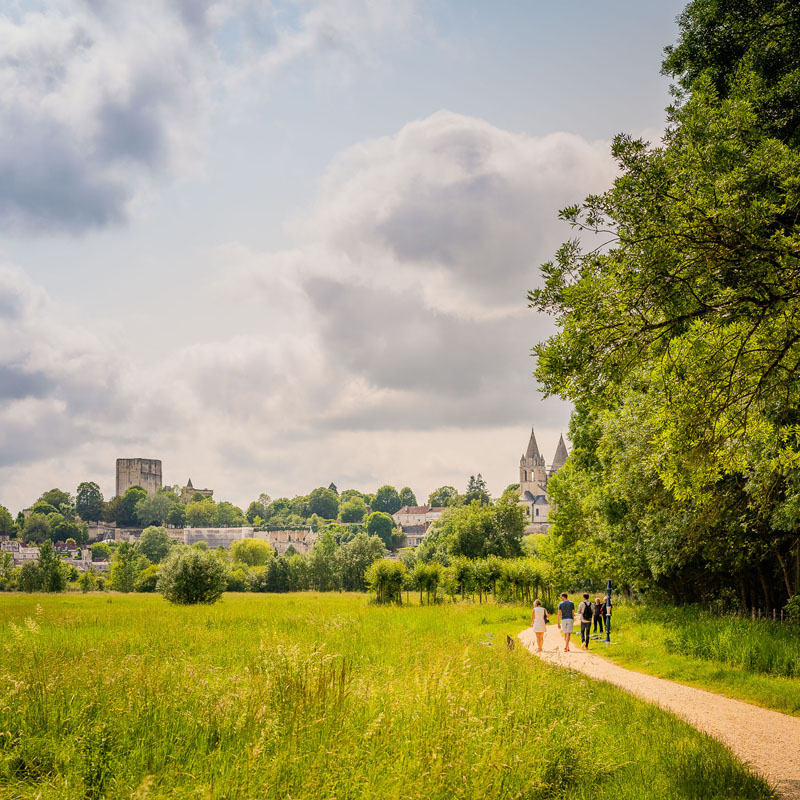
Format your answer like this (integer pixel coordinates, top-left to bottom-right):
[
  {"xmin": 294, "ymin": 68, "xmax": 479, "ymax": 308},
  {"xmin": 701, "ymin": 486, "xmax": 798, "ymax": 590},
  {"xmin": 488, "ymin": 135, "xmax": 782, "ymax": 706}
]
[
  {"xmin": 595, "ymin": 603, "xmax": 800, "ymax": 716},
  {"xmin": 0, "ymin": 593, "xmax": 773, "ymax": 799}
]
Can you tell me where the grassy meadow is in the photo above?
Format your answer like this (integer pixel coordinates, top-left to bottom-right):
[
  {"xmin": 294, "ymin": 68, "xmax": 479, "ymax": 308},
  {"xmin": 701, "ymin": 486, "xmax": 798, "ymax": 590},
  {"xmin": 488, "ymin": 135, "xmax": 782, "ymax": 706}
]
[
  {"xmin": 0, "ymin": 593, "xmax": 775, "ymax": 800},
  {"xmin": 594, "ymin": 603, "xmax": 800, "ymax": 716}
]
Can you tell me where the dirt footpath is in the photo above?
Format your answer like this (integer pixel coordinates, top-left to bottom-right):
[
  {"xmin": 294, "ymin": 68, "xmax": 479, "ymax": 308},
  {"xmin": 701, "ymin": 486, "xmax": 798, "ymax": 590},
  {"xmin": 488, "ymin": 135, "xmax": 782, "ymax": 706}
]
[{"xmin": 518, "ymin": 625, "xmax": 800, "ymax": 800}]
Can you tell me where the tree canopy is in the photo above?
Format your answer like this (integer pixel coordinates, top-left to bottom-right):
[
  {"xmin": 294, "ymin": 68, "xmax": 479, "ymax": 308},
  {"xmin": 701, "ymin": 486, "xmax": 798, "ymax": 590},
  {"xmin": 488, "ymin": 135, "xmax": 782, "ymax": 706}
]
[{"xmin": 530, "ymin": 0, "xmax": 800, "ymax": 607}]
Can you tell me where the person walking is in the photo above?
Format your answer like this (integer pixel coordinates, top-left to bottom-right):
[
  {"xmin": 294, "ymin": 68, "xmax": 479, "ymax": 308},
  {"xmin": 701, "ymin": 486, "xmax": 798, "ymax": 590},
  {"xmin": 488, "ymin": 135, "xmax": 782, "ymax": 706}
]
[
  {"xmin": 577, "ymin": 593, "xmax": 593, "ymax": 650},
  {"xmin": 592, "ymin": 595, "xmax": 605, "ymax": 635},
  {"xmin": 530, "ymin": 598, "xmax": 549, "ymax": 652},
  {"xmin": 557, "ymin": 592, "xmax": 575, "ymax": 652}
]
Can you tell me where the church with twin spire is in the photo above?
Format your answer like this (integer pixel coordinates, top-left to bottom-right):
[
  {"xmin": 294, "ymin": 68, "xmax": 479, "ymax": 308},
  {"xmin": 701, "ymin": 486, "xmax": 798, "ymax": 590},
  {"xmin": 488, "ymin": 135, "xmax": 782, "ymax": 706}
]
[{"xmin": 519, "ymin": 428, "xmax": 568, "ymax": 533}]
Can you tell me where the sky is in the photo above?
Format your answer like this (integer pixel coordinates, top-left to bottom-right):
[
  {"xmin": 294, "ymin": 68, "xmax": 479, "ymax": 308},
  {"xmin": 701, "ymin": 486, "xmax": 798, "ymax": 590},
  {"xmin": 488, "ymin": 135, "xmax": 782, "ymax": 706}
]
[{"xmin": 0, "ymin": 0, "xmax": 686, "ymax": 513}]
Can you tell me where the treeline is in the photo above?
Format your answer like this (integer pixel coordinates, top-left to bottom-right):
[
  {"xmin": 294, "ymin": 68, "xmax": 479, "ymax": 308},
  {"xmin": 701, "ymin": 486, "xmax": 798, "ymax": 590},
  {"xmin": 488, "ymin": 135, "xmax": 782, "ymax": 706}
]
[
  {"xmin": 530, "ymin": 0, "xmax": 800, "ymax": 609},
  {"xmin": 0, "ymin": 474, "xmax": 500, "ymax": 543}
]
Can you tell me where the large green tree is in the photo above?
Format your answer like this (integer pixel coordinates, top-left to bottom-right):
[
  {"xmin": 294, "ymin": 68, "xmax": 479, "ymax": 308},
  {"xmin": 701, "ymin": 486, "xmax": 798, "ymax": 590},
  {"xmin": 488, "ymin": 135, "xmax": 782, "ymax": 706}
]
[
  {"xmin": 530, "ymin": 0, "xmax": 800, "ymax": 605},
  {"xmin": 76, "ymin": 481, "xmax": 104, "ymax": 521},
  {"xmin": 371, "ymin": 486, "xmax": 402, "ymax": 515}
]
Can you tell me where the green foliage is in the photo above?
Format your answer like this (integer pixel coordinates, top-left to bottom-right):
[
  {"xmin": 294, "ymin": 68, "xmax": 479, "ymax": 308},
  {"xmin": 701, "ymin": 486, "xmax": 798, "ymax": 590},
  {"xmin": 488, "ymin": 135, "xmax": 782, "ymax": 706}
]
[
  {"xmin": 334, "ymin": 533, "xmax": 385, "ymax": 591},
  {"xmin": 411, "ymin": 561, "xmax": 442, "ymax": 604},
  {"xmin": 157, "ymin": 549, "xmax": 227, "ymax": 605},
  {"xmin": 28, "ymin": 540, "xmax": 68, "ymax": 593},
  {"xmin": 76, "ymin": 481, "xmax": 104, "ymax": 522},
  {"xmin": 166, "ymin": 503, "xmax": 186, "ymax": 528},
  {"xmin": 427, "ymin": 486, "xmax": 461, "ymax": 507},
  {"xmin": 307, "ymin": 531, "xmax": 338, "ymax": 591},
  {"xmin": 104, "ymin": 487, "xmax": 147, "ymax": 528},
  {"xmin": 371, "ymin": 485, "xmax": 402, "ymax": 515},
  {"xmin": 0, "ymin": 504, "xmax": 17, "ymax": 535},
  {"xmin": 338, "ymin": 496, "xmax": 366, "ymax": 523},
  {"xmin": 216, "ymin": 501, "xmax": 246, "ymax": 527},
  {"xmin": 421, "ymin": 499, "xmax": 524, "ymax": 561},
  {"xmin": 364, "ymin": 511, "xmax": 396, "ymax": 549},
  {"xmin": 307, "ymin": 487, "xmax": 339, "ymax": 520},
  {"xmin": 90, "ymin": 542, "xmax": 111, "ymax": 562},
  {"xmin": 38, "ymin": 488, "xmax": 73, "ymax": 511},
  {"xmin": 30, "ymin": 501, "xmax": 58, "ymax": 517},
  {"xmin": 398, "ymin": 487, "xmax": 417, "ymax": 507},
  {"xmin": 465, "ymin": 474, "xmax": 490, "ymax": 505},
  {"xmin": 136, "ymin": 526, "xmax": 174, "ymax": 564},
  {"xmin": 135, "ymin": 489, "xmax": 181, "ymax": 527},
  {"xmin": 78, "ymin": 569, "xmax": 97, "ymax": 593},
  {"xmin": 365, "ymin": 558, "xmax": 406, "ymax": 604},
  {"xmin": 17, "ymin": 560, "xmax": 42, "ymax": 592},
  {"xmin": 530, "ymin": 5, "xmax": 800, "ymax": 606},
  {"xmin": 226, "ymin": 566, "xmax": 249, "ymax": 592},
  {"xmin": 134, "ymin": 565, "xmax": 160, "ymax": 593},
  {"xmin": 231, "ymin": 538, "xmax": 274, "ymax": 567},
  {"xmin": 110, "ymin": 542, "xmax": 140, "ymax": 593},
  {"xmin": 22, "ymin": 513, "xmax": 50, "ymax": 544},
  {"xmin": 185, "ymin": 498, "xmax": 217, "ymax": 527}
]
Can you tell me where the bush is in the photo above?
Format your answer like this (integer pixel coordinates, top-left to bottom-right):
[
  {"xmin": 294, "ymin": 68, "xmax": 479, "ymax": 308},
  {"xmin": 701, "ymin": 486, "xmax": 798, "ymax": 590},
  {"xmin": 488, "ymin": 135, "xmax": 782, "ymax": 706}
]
[
  {"xmin": 135, "ymin": 564, "xmax": 160, "ymax": 593},
  {"xmin": 157, "ymin": 549, "xmax": 227, "ymax": 605},
  {"xmin": 226, "ymin": 566, "xmax": 249, "ymax": 592}
]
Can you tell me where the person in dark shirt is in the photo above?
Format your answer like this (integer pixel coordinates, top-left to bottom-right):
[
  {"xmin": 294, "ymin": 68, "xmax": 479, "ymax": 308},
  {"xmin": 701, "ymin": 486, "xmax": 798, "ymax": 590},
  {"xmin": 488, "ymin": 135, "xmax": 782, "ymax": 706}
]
[
  {"xmin": 577, "ymin": 593, "xmax": 593, "ymax": 650},
  {"xmin": 557, "ymin": 592, "xmax": 575, "ymax": 652},
  {"xmin": 593, "ymin": 596, "xmax": 606, "ymax": 634}
]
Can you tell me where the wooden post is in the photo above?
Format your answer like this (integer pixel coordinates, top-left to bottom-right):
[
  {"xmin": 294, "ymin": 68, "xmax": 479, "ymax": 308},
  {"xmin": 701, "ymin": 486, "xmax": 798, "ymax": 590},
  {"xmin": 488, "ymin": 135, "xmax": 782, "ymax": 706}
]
[{"xmin": 752, "ymin": 608, "xmax": 756, "ymax": 621}]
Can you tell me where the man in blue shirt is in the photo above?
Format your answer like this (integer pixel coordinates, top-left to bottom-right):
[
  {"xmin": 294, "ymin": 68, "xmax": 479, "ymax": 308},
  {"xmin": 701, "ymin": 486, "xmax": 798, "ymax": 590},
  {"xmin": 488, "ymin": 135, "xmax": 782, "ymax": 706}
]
[{"xmin": 557, "ymin": 592, "xmax": 575, "ymax": 652}]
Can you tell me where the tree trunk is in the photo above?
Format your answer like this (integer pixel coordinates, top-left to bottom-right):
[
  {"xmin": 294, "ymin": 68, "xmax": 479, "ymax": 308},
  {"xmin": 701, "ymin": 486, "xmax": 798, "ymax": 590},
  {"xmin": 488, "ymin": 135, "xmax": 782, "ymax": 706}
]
[{"xmin": 774, "ymin": 545, "xmax": 794, "ymax": 601}]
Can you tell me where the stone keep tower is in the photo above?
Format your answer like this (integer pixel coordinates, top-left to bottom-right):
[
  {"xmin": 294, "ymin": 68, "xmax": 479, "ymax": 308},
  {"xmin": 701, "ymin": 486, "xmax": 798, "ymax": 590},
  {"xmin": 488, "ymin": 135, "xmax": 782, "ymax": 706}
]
[{"xmin": 116, "ymin": 458, "xmax": 162, "ymax": 497}]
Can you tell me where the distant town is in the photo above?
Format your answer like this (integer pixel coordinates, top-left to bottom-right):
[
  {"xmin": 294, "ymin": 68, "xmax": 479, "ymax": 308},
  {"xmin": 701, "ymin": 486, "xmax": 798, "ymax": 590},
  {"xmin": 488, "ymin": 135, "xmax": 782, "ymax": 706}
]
[{"xmin": 0, "ymin": 427, "xmax": 566, "ymax": 586}]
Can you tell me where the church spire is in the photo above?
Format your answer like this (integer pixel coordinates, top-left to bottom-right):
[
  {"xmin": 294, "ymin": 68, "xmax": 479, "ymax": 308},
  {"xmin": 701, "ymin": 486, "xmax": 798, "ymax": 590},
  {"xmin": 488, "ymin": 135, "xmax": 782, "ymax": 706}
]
[
  {"xmin": 525, "ymin": 428, "xmax": 541, "ymax": 460},
  {"xmin": 551, "ymin": 434, "xmax": 568, "ymax": 472}
]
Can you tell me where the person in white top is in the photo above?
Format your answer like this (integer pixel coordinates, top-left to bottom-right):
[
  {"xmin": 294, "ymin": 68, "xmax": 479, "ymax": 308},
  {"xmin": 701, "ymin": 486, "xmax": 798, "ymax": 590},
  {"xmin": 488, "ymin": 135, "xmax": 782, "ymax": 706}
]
[{"xmin": 530, "ymin": 598, "xmax": 549, "ymax": 652}]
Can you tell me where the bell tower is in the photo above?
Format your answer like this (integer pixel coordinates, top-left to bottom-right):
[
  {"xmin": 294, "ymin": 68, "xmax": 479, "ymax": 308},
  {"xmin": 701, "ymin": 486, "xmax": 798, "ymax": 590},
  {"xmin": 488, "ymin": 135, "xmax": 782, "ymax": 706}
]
[{"xmin": 519, "ymin": 428, "xmax": 547, "ymax": 494}]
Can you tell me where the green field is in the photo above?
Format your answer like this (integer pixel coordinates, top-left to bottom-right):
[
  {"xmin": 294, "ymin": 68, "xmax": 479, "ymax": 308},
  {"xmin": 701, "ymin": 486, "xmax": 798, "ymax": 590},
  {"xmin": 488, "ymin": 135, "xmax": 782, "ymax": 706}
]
[
  {"xmin": 594, "ymin": 603, "xmax": 800, "ymax": 716},
  {"xmin": 0, "ymin": 593, "xmax": 774, "ymax": 800}
]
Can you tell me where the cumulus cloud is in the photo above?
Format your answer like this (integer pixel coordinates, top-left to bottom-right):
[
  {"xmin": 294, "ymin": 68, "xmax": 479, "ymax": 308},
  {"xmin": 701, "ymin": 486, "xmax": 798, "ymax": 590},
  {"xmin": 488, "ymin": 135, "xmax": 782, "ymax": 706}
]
[{"xmin": 0, "ymin": 0, "xmax": 418, "ymax": 233}]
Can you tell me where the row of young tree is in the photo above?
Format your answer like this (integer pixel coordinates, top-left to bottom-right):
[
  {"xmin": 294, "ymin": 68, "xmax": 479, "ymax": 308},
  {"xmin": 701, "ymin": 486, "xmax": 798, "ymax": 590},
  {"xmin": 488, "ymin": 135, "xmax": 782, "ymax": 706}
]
[
  {"xmin": 530, "ymin": 0, "xmax": 800, "ymax": 609},
  {"xmin": 0, "ymin": 474, "xmax": 497, "ymax": 541}
]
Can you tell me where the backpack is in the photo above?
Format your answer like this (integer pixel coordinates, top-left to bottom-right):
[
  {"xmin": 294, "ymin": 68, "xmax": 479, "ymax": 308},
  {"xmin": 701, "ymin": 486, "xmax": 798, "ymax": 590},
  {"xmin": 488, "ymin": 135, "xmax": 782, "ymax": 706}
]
[{"xmin": 581, "ymin": 601, "xmax": 593, "ymax": 621}]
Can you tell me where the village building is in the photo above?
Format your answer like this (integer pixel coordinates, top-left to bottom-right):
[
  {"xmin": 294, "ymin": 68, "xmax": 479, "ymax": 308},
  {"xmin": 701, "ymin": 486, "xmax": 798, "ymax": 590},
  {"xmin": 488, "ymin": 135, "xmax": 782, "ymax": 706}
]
[
  {"xmin": 392, "ymin": 506, "xmax": 446, "ymax": 548},
  {"xmin": 518, "ymin": 428, "xmax": 568, "ymax": 533}
]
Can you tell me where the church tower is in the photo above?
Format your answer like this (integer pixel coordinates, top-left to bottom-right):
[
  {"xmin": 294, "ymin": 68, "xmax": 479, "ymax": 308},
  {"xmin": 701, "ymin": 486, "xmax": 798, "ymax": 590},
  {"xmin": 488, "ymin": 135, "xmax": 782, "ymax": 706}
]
[{"xmin": 520, "ymin": 428, "xmax": 547, "ymax": 494}]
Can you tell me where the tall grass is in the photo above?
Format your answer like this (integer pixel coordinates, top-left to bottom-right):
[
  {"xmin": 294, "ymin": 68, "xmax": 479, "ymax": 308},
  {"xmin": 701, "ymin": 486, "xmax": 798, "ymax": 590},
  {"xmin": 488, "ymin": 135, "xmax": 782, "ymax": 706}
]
[
  {"xmin": 0, "ymin": 594, "xmax": 772, "ymax": 799},
  {"xmin": 660, "ymin": 607, "xmax": 800, "ymax": 677}
]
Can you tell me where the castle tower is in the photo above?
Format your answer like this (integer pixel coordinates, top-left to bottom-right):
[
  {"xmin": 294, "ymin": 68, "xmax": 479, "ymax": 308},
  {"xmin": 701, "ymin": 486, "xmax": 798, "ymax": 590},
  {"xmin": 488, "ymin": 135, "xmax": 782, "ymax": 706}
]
[{"xmin": 116, "ymin": 458, "xmax": 162, "ymax": 497}]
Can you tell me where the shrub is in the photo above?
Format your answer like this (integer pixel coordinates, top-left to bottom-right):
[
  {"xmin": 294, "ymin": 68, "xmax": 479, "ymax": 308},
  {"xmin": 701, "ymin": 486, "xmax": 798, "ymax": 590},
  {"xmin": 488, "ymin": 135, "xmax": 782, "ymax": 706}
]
[
  {"xmin": 135, "ymin": 564, "xmax": 160, "ymax": 593},
  {"xmin": 157, "ymin": 549, "xmax": 227, "ymax": 605},
  {"xmin": 365, "ymin": 558, "xmax": 406, "ymax": 604}
]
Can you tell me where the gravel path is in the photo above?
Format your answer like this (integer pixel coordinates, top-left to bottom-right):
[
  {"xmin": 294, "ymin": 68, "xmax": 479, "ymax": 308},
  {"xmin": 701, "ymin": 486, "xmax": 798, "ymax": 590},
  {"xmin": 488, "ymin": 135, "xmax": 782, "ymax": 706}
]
[{"xmin": 518, "ymin": 625, "xmax": 800, "ymax": 799}]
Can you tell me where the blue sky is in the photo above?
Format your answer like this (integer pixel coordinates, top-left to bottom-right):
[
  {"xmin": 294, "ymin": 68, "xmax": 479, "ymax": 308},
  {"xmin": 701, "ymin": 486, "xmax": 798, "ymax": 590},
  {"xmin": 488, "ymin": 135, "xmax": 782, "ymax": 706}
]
[{"xmin": 0, "ymin": 0, "xmax": 685, "ymax": 512}]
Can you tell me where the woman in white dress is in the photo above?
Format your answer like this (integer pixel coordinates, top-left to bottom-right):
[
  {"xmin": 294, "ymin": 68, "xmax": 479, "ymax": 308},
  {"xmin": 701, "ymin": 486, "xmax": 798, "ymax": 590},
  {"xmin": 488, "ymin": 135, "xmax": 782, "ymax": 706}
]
[{"xmin": 531, "ymin": 598, "xmax": 548, "ymax": 652}]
